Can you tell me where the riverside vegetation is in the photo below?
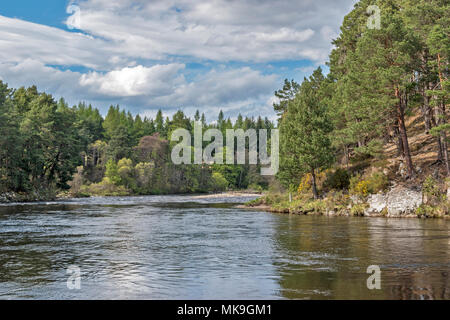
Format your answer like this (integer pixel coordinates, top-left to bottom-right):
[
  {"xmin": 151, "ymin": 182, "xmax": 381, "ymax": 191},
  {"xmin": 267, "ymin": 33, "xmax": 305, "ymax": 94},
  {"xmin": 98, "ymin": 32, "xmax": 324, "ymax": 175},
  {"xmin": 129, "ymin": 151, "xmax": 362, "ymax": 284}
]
[
  {"xmin": 0, "ymin": 84, "xmax": 274, "ymax": 202},
  {"xmin": 248, "ymin": 0, "xmax": 449, "ymax": 218}
]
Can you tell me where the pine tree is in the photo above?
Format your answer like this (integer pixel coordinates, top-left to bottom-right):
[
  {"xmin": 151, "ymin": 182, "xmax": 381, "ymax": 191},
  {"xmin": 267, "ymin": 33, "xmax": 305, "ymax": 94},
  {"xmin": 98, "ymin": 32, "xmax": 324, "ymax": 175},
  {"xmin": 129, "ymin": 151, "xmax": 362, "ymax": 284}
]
[{"xmin": 279, "ymin": 68, "xmax": 334, "ymax": 199}]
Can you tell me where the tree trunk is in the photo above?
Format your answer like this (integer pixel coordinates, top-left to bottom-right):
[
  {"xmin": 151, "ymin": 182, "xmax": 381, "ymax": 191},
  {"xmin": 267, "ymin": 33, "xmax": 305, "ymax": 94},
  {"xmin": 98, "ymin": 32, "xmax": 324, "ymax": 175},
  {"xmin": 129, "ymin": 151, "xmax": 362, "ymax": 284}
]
[
  {"xmin": 441, "ymin": 133, "xmax": 450, "ymax": 176},
  {"xmin": 437, "ymin": 136, "xmax": 444, "ymax": 162},
  {"xmin": 393, "ymin": 121, "xmax": 404, "ymax": 157},
  {"xmin": 420, "ymin": 83, "xmax": 433, "ymax": 134},
  {"xmin": 344, "ymin": 145, "xmax": 349, "ymax": 169},
  {"xmin": 311, "ymin": 169, "xmax": 319, "ymax": 199},
  {"xmin": 396, "ymin": 89, "xmax": 414, "ymax": 178}
]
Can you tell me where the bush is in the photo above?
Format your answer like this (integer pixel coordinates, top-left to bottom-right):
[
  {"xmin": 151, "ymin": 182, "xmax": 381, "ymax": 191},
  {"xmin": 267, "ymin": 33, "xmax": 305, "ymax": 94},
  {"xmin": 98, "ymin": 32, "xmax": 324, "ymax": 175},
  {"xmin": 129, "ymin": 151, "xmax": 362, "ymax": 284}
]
[
  {"xmin": 297, "ymin": 171, "xmax": 327, "ymax": 194},
  {"xmin": 211, "ymin": 172, "xmax": 228, "ymax": 192},
  {"xmin": 350, "ymin": 172, "xmax": 388, "ymax": 197},
  {"xmin": 82, "ymin": 177, "xmax": 130, "ymax": 196},
  {"xmin": 422, "ymin": 176, "xmax": 442, "ymax": 201},
  {"xmin": 324, "ymin": 168, "xmax": 350, "ymax": 190},
  {"xmin": 297, "ymin": 173, "xmax": 312, "ymax": 193}
]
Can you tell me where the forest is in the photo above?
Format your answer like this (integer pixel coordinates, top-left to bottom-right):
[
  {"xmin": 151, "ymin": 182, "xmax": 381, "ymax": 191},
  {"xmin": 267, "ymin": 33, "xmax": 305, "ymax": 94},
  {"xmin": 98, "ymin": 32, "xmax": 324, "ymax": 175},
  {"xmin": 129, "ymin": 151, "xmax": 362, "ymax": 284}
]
[{"xmin": 0, "ymin": 83, "xmax": 274, "ymax": 199}]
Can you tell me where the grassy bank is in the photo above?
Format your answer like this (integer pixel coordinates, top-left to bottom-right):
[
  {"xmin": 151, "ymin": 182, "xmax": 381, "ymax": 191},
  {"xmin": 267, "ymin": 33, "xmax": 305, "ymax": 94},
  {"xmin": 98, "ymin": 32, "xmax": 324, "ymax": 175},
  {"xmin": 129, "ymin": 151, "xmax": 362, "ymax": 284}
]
[{"xmin": 245, "ymin": 175, "xmax": 450, "ymax": 219}]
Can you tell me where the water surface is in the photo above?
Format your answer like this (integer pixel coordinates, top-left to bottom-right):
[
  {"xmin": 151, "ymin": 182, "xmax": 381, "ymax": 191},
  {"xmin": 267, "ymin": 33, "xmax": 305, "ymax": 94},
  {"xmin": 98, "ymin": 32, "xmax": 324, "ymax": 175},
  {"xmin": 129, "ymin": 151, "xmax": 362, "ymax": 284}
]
[{"xmin": 0, "ymin": 195, "xmax": 449, "ymax": 299}]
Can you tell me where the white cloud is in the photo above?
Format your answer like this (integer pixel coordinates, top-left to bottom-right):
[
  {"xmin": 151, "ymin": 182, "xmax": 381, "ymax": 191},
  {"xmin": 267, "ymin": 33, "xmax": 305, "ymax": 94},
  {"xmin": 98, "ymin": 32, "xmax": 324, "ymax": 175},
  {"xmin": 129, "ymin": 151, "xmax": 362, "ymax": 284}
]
[
  {"xmin": 79, "ymin": 64, "xmax": 185, "ymax": 97},
  {"xmin": 0, "ymin": 15, "xmax": 116, "ymax": 69},
  {"xmin": 65, "ymin": 0, "xmax": 357, "ymax": 63},
  {"xmin": 0, "ymin": 59, "xmax": 277, "ymax": 120},
  {"xmin": 0, "ymin": 0, "xmax": 358, "ymax": 120}
]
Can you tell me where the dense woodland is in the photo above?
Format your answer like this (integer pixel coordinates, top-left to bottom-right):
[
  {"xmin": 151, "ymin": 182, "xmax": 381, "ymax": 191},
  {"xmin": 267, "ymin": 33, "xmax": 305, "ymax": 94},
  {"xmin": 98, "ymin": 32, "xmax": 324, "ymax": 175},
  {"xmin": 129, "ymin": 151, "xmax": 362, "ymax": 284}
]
[
  {"xmin": 0, "ymin": 0, "xmax": 448, "ymax": 204},
  {"xmin": 0, "ymin": 81, "xmax": 274, "ymax": 197},
  {"xmin": 275, "ymin": 0, "xmax": 449, "ymax": 201}
]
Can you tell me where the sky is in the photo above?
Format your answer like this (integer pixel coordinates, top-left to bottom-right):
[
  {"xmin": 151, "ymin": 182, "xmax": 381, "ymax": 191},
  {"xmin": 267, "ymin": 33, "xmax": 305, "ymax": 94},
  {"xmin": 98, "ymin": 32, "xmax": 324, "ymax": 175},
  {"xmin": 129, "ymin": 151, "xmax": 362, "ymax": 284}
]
[{"xmin": 0, "ymin": 0, "xmax": 357, "ymax": 121}]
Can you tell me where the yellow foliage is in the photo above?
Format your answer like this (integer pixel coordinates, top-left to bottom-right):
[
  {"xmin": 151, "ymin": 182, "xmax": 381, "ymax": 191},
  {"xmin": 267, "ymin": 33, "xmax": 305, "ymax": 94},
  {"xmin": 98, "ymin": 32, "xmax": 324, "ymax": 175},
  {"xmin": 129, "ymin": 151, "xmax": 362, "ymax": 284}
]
[
  {"xmin": 297, "ymin": 173, "xmax": 312, "ymax": 193},
  {"xmin": 349, "ymin": 172, "xmax": 388, "ymax": 196},
  {"xmin": 353, "ymin": 180, "xmax": 369, "ymax": 196},
  {"xmin": 297, "ymin": 171, "xmax": 328, "ymax": 194}
]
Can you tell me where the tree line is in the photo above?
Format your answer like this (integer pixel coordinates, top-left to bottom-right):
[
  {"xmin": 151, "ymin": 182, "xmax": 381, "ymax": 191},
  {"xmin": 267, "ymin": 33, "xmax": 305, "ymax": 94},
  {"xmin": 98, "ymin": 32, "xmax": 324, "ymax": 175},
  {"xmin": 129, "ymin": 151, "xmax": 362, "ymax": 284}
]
[{"xmin": 0, "ymin": 82, "xmax": 274, "ymax": 196}]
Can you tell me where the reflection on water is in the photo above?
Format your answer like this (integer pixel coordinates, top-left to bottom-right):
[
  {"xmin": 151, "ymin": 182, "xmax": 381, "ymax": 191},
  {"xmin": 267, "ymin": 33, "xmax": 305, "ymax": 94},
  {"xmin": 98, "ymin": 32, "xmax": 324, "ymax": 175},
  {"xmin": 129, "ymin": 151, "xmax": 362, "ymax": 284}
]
[
  {"xmin": 0, "ymin": 195, "xmax": 449, "ymax": 299},
  {"xmin": 273, "ymin": 215, "xmax": 450, "ymax": 299}
]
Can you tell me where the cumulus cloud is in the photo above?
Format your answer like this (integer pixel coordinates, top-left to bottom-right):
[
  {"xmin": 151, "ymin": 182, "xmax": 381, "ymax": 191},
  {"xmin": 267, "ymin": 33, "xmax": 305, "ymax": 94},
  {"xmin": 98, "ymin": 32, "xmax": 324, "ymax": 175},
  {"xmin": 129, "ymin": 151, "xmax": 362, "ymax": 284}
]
[
  {"xmin": 79, "ymin": 64, "xmax": 186, "ymax": 97},
  {"xmin": 0, "ymin": 59, "xmax": 277, "ymax": 120}
]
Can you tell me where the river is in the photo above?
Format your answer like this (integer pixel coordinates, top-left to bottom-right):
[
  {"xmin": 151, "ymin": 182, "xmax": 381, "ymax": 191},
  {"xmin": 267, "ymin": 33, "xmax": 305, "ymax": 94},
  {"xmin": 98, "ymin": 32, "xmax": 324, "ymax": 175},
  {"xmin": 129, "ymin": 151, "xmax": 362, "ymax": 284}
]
[{"xmin": 0, "ymin": 194, "xmax": 449, "ymax": 299}]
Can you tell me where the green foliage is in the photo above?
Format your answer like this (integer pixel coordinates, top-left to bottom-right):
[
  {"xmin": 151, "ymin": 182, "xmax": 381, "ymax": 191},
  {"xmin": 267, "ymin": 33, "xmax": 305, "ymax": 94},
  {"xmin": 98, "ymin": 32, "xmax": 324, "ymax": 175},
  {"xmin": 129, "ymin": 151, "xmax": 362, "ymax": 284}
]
[
  {"xmin": 211, "ymin": 172, "xmax": 229, "ymax": 192},
  {"xmin": 82, "ymin": 177, "xmax": 131, "ymax": 197},
  {"xmin": 423, "ymin": 176, "xmax": 441, "ymax": 199},
  {"xmin": 246, "ymin": 193, "xmax": 288, "ymax": 207},
  {"xmin": 324, "ymin": 168, "xmax": 350, "ymax": 190},
  {"xmin": 247, "ymin": 183, "xmax": 264, "ymax": 192},
  {"xmin": 105, "ymin": 159, "xmax": 121, "ymax": 185},
  {"xmin": 278, "ymin": 68, "xmax": 334, "ymax": 198},
  {"xmin": 273, "ymin": 79, "xmax": 300, "ymax": 120},
  {"xmin": 422, "ymin": 175, "xmax": 446, "ymax": 205},
  {"xmin": 350, "ymin": 172, "xmax": 389, "ymax": 197}
]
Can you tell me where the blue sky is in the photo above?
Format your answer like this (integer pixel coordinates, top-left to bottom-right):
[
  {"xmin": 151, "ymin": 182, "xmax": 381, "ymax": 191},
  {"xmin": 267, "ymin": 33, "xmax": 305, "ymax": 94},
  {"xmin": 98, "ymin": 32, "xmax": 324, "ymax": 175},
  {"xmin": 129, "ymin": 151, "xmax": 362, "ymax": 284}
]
[
  {"xmin": 0, "ymin": 0, "xmax": 69, "ymax": 28},
  {"xmin": 0, "ymin": 0, "xmax": 356, "ymax": 121}
]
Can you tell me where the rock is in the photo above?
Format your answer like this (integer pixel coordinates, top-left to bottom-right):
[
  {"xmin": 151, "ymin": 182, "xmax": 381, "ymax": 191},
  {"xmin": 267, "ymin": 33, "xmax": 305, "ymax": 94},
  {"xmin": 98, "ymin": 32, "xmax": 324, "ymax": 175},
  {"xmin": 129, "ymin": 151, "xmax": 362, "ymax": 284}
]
[
  {"xmin": 365, "ymin": 193, "xmax": 388, "ymax": 216},
  {"xmin": 361, "ymin": 185, "xmax": 423, "ymax": 217},
  {"xmin": 386, "ymin": 186, "xmax": 422, "ymax": 217}
]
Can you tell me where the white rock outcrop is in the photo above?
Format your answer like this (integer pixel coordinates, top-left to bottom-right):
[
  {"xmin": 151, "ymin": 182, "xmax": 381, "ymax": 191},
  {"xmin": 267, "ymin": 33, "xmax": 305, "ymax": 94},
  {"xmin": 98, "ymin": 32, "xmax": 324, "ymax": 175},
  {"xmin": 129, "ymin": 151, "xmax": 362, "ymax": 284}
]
[
  {"xmin": 365, "ymin": 193, "xmax": 388, "ymax": 216},
  {"xmin": 364, "ymin": 186, "xmax": 422, "ymax": 217}
]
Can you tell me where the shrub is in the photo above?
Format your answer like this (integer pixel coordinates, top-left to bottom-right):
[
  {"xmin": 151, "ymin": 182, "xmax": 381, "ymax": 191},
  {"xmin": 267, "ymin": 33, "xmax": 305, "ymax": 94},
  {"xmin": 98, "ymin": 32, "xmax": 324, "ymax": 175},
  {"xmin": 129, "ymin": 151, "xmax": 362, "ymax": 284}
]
[
  {"xmin": 83, "ymin": 177, "xmax": 130, "ymax": 196},
  {"xmin": 297, "ymin": 173, "xmax": 312, "ymax": 193},
  {"xmin": 324, "ymin": 168, "xmax": 350, "ymax": 190},
  {"xmin": 422, "ymin": 176, "xmax": 442, "ymax": 200},
  {"xmin": 350, "ymin": 172, "xmax": 388, "ymax": 197},
  {"xmin": 349, "ymin": 175, "xmax": 369, "ymax": 196},
  {"xmin": 297, "ymin": 171, "xmax": 327, "ymax": 194},
  {"xmin": 211, "ymin": 172, "xmax": 228, "ymax": 192}
]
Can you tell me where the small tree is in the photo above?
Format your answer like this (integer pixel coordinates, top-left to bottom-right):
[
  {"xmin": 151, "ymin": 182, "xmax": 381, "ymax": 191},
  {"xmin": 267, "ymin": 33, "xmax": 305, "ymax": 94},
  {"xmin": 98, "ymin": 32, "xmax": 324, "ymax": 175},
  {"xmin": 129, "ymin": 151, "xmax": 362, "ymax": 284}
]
[{"xmin": 105, "ymin": 159, "xmax": 121, "ymax": 185}]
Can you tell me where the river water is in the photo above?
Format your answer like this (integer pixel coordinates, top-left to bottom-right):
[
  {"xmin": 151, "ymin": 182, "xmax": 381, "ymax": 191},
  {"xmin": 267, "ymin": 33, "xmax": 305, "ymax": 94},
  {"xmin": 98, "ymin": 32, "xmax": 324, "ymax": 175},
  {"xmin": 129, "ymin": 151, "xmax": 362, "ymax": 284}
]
[{"xmin": 0, "ymin": 194, "xmax": 449, "ymax": 300}]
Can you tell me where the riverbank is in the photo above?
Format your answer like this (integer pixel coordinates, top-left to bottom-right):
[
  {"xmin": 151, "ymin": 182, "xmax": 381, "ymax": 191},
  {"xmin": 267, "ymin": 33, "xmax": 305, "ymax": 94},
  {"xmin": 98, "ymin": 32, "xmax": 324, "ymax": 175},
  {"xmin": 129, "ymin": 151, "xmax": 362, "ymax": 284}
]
[
  {"xmin": 0, "ymin": 190, "xmax": 263, "ymax": 204},
  {"xmin": 0, "ymin": 190, "xmax": 57, "ymax": 204},
  {"xmin": 243, "ymin": 185, "xmax": 450, "ymax": 219}
]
